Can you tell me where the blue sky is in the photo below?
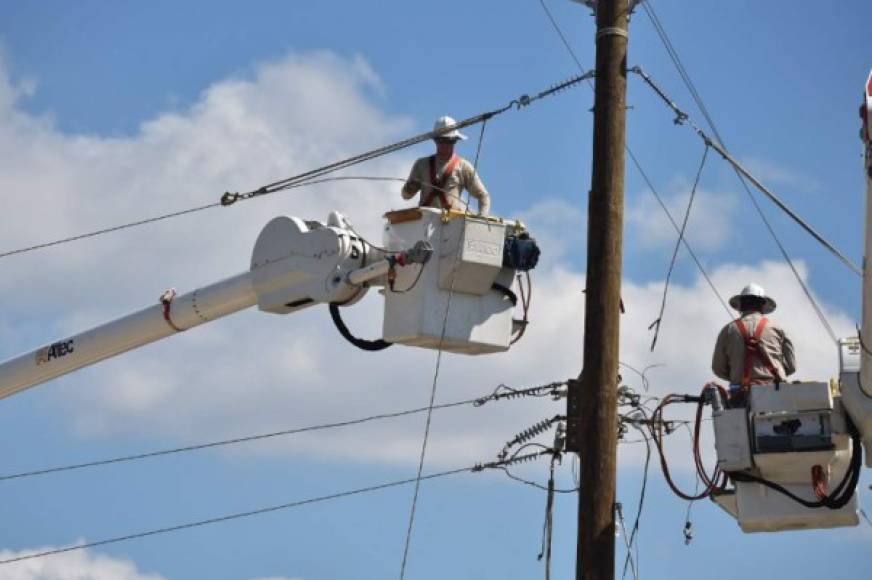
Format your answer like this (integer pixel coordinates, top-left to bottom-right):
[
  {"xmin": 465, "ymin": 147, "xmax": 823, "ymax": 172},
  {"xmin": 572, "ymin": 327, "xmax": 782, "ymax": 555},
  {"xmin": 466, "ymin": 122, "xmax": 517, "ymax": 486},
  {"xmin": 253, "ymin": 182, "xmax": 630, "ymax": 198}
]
[{"xmin": 0, "ymin": 1, "xmax": 871, "ymax": 579}]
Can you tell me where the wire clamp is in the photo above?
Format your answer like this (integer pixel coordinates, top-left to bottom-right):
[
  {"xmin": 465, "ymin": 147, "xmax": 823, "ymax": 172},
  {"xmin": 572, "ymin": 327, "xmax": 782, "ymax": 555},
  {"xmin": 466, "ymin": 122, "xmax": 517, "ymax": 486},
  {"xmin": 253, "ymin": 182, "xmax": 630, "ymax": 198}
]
[
  {"xmin": 220, "ymin": 191, "xmax": 239, "ymax": 206},
  {"xmin": 683, "ymin": 521, "xmax": 694, "ymax": 545}
]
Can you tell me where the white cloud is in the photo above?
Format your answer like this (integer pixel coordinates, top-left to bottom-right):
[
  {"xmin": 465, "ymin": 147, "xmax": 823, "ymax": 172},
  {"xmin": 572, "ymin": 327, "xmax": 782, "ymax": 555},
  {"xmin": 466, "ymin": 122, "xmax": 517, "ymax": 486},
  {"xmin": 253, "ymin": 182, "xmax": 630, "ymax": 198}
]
[
  {"xmin": 626, "ymin": 176, "xmax": 738, "ymax": 253},
  {"xmin": 0, "ymin": 51, "xmax": 857, "ymax": 476},
  {"xmin": 742, "ymin": 156, "xmax": 821, "ymax": 193},
  {"xmin": 0, "ymin": 50, "xmax": 414, "ymax": 316},
  {"xmin": 0, "ymin": 546, "xmax": 163, "ymax": 580}
]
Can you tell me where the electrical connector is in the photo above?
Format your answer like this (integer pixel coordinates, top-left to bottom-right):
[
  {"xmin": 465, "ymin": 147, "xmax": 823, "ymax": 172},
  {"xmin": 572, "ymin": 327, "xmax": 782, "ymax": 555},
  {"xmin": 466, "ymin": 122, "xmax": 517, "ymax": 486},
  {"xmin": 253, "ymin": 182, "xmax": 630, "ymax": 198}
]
[{"xmin": 683, "ymin": 521, "xmax": 693, "ymax": 545}]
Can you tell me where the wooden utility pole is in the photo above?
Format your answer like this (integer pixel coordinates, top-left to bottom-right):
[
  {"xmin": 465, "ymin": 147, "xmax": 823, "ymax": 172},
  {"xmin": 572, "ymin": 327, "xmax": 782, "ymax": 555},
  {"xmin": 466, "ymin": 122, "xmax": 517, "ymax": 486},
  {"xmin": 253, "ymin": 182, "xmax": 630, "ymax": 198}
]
[{"xmin": 572, "ymin": 0, "xmax": 629, "ymax": 578}]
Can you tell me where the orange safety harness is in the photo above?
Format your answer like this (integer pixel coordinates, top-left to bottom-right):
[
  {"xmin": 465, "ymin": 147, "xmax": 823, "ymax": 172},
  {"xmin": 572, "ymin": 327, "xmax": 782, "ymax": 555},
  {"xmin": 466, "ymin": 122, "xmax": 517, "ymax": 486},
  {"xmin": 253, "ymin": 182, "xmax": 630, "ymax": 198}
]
[
  {"xmin": 734, "ymin": 317, "xmax": 781, "ymax": 388},
  {"xmin": 422, "ymin": 154, "xmax": 460, "ymax": 209}
]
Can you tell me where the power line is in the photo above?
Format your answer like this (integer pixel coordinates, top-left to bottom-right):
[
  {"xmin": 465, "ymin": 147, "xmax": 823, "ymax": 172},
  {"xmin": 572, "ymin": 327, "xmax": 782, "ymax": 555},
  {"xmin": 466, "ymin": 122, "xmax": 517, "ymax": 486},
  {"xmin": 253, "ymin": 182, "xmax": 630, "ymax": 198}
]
[
  {"xmin": 640, "ymin": 1, "xmax": 719, "ymax": 144},
  {"xmin": 399, "ymin": 123, "xmax": 494, "ymax": 579},
  {"xmin": 620, "ymin": 417, "xmax": 653, "ymax": 580},
  {"xmin": 535, "ymin": 0, "xmax": 729, "ymax": 317},
  {"xmin": 1, "ymin": 73, "xmax": 592, "ymax": 262},
  {"xmin": 397, "ymin": 255, "xmax": 448, "ymax": 579},
  {"xmin": 626, "ymin": 149, "xmax": 732, "ymax": 318},
  {"xmin": 538, "ymin": 0, "xmax": 853, "ymax": 344},
  {"xmin": 737, "ymin": 165, "xmax": 840, "ymax": 343},
  {"xmin": 629, "ymin": 81, "xmax": 841, "ymax": 345},
  {"xmin": 648, "ymin": 144, "xmax": 710, "ymax": 351},
  {"xmin": 0, "ymin": 451, "xmax": 549, "ymax": 567},
  {"xmin": 0, "ymin": 202, "xmax": 220, "ymax": 260},
  {"xmin": 220, "ymin": 72, "xmax": 593, "ymax": 208},
  {"xmin": 679, "ymin": 422, "xmax": 701, "ymax": 546},
  {"xmin": 0, "ymin": 176, "xmax": 400, "ymax": 261},
  {"xmin": 615, "ymin": 502, "xmax": 637, "ymax": 580},
  {"xmin": 0, "ymin": 382, "xmax": 566, "ymax": 483},
  {"xmin": 538, "ymin": 0, "xmax": 589, "ymax": 75},
  {"xmin": 639, "ymin": 2, "xmax": 855, "ymax": 342},
  {"xmin": 630, "ymin": 69, "xmax": 843, "ymax": 345}
]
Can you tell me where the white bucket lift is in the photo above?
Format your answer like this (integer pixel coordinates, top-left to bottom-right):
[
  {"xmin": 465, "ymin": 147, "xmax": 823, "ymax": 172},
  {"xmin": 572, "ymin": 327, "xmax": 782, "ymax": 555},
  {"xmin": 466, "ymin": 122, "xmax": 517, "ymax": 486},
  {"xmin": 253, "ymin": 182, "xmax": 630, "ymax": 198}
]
[
  {"xmin": 711, "ymin": 380, "xmax": 859, "ymax": 532},
  {"xmin": 0, "ymin": 208, "xmax": 539, "ymax": 400},
  {"xmin": 381, "ymin": 208, "xmax": 522, "ymax": 354},
  {"xmin": 704, "ymin": 70, "xmax": 872, "ymax": 534}
]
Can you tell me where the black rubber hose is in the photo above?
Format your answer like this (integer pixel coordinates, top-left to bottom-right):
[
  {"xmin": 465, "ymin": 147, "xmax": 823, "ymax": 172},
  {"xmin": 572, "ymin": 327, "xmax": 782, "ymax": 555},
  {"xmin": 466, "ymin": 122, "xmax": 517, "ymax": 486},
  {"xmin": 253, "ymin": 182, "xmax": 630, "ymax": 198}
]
[
  {"xmin": 330, "ymin": 283, "xmax": 516, "ymax": 351},
  {"xmin": 491, "ymin": 283, "xmax": 518, "ymax": 306},
  {"xmin": 328, "ymin": 303, "xmax": 393, "ymax": 351}
]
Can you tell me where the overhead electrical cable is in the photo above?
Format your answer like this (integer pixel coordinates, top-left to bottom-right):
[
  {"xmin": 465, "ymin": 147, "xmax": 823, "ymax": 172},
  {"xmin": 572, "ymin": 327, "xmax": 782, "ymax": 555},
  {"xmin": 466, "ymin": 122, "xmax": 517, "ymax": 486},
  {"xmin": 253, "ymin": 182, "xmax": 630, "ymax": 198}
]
[
  {"xmin": 399, "ymin": 118, "xmax": 494, "ymax": 580},
  {"xmin": 538, "ymin": 0, "xmax": 588, "ymax": 74},
  {"xmin": 0, "ymin": 202, "xmax": 221, "ymax": 260},
  {"xmin": 680, "ymin": 422, "xmax": 702, "ymax": 545},
  {"xmin": 639, "ymin": 1, "xmax": 853, "ymax": 339},
  {"xmin": 538, "ymin": 452, "xmax": 559, "ymax": 580},
  {"xmin": 626, "ymin": 149, "xmax": 732, "ymax": 318},
  {"xmin": 500, "ymin": 462, "xmax": 577, "ymax": 494},
  {"xmin": 648, "ymin": 144, "xmax": 710, "ymax": 351},
  {"xmin": 616, "ymin": 382, "xmax": 678, "ymax": 579},
  {"xmin": 535, "ymin": 0, "xmax": 730, "ymax": 317},
  {"xmin": 0, "ymin": 176, "xmax": 403, "ymax": 261},
  {"xmin": 640, "ymin": 1, "xmax": 719, "ymax": 144},
  {"xmin": 628, "ymin": 69, "xmax": 842, "ymax": 345},
  {"xmin": 615, "ymin": 503, "xmax": 637, "ymax": 580},
  {"xmin": 541, "ymin": 0, "xmax": 854, "ymax": 344},
  {"xmin": 0, "ymin": 451, "xmax": 550, "ymax": 567},
  {"xmin": 0, "ymin": 381, "xmax": 566, "ymax": 483},
  {"xmin": 218, "ymin": 73, "xmax": 592, "ymax": 207},
  {"xmin": 620, "ymin": 419, "xmax": 652, "ymax": 580},
  {"xmin": 0, "ymin": 73, "xmax": 592, "ymax": 261}
]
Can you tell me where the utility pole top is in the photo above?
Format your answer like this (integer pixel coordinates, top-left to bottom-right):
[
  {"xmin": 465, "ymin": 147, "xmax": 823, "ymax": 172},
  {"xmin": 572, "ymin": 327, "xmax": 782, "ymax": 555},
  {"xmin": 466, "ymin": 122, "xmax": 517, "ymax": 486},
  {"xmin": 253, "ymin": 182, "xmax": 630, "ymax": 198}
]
[{"xmin": 570, "ymin": 0, "xmax": 644, "ymax": 16}]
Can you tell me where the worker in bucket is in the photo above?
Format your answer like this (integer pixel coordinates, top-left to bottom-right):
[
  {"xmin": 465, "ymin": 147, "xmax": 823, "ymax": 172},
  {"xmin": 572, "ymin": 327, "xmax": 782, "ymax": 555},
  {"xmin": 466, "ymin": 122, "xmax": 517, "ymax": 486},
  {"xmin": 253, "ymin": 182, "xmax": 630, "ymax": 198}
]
[
  {"xmin": 711, "ymin": 283, "xmax": 796, "ymax": 406},
  {"xmin": 401, "ymin": 116, "xmax": 491, "ymax": 216}
]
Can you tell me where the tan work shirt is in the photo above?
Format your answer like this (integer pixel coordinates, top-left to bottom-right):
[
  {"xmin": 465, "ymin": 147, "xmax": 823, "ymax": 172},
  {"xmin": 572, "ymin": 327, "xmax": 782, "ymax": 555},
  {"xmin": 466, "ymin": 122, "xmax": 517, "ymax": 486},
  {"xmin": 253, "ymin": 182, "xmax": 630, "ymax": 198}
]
[
  {"xmin": 402, "ymin": 155, "xmax": 491, "ymax": 215},
  {"xmin": 711, "ymin": 312, "xmax": 796, "ymax": 385}
]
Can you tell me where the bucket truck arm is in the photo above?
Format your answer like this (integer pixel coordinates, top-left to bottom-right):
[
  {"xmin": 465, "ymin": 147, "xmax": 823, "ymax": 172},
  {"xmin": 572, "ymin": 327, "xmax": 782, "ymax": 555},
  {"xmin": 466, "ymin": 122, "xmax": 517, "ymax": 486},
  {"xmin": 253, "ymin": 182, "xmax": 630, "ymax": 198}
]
[
  {"xmin": 841, "ymin": 70, "xmax": 872, "ymax": 465},
  {"xmin": 0, "ymin": 211, "xmax": 432, "ymax": 401},
  {"xmin": 0, "ymin": 205, "xmax": 539, "ymax": 401}
]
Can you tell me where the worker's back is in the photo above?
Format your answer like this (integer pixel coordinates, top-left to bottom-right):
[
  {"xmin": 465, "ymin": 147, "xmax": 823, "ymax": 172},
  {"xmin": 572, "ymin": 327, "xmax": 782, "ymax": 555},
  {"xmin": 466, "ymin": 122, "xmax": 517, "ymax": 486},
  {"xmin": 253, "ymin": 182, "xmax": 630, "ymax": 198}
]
[{"xmin": 712, "ymin": 311, "xmax": 796, "ymax": 385}]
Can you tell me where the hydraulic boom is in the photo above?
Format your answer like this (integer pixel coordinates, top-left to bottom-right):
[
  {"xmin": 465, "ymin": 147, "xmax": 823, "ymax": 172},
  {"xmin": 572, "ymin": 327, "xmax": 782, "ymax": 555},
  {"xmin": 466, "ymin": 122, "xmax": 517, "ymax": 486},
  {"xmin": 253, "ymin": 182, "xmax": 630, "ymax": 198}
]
[
  {"xmin": 0, "ymin": 208, "xmax": 538, "ymax": 400},
  {"xmin": 843, "ymin": 69, "xmax": 872, "ymax": 463}
]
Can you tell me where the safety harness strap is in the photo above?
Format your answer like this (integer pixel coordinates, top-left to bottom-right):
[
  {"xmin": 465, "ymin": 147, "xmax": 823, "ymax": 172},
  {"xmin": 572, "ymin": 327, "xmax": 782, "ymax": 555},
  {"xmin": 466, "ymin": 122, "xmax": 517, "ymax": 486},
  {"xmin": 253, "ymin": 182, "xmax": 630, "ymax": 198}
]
[
  {"xmin": 734, "ymin": 317, "xmax": 780, "ymax": 387},
  {"xmin": 423, "ymin": 154, "xmax": 460, "ymax": 209}
]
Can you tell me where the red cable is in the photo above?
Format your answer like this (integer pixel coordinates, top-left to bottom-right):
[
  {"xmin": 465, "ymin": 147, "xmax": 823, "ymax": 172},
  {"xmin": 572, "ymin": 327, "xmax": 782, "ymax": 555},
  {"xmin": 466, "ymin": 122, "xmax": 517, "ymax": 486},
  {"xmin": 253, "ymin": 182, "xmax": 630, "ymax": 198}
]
[
  {"xmin": 812, "ymin": 465, "xmax": 828, "ymax": 500},
  {"xmin": 159, "ymin": 288, "xmax": 184, "ymax": 333}
]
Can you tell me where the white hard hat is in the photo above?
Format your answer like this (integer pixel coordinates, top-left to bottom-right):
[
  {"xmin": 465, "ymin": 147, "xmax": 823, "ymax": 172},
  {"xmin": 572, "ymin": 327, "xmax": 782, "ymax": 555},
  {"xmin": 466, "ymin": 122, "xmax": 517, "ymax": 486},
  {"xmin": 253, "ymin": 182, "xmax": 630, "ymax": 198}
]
[
  {"xmin": 433, "ymin": 116, "xmax": 467, "ymax": 141},
  {"xmin": 729, "ymin": 283, "xmax": 776, "ymax": 314}
]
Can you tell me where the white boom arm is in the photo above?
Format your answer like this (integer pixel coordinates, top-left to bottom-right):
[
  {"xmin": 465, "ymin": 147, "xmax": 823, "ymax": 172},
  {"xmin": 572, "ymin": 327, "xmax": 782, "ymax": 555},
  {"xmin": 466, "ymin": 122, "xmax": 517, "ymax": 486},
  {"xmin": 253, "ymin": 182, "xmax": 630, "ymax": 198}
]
[
  {"xmin": 0, "ymin": 273, "xmax": 257, "ymax": 400},
  {"xmin": 0, "ymin": 211, "xmax": 432, "ymax": 400},
  {"xmin": 843, "ymin": 70, "xmax": 872, "ymax": 464}
]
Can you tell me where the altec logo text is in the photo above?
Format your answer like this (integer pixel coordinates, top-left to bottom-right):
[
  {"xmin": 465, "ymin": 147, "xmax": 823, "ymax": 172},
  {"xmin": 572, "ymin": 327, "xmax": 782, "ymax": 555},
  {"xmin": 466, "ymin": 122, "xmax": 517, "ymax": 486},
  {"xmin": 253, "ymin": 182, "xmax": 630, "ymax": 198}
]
[{"xmin": 35, "ymin": 340, "xmax": 75, "ymax": 366}]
